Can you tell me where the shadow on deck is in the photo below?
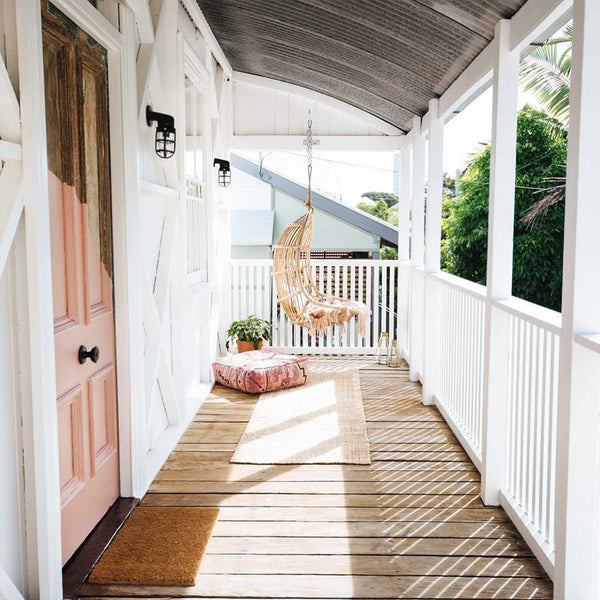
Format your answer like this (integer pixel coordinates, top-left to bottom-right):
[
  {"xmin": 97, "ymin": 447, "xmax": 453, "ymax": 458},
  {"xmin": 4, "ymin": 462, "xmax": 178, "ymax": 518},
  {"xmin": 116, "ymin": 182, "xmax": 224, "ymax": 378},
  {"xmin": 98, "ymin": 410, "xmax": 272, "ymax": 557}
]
[{"xmin": 79, "ymin": 356, "xmax": 553, "ymax": 599}]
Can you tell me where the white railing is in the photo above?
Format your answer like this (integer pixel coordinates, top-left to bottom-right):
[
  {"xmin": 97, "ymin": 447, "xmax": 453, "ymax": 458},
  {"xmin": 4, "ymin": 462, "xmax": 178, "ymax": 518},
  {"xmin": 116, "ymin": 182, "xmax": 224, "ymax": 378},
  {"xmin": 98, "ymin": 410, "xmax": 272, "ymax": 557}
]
[
  {"xmin": 496, "ymin": 298, "xmax": 561, "ymax": 571},
  {"xmin": 421, "ymin": 269, "xmax": 562, "ymax": 575},
  {"xmin": 434, "ymin": 273, "xmax": 486, "ymax": 464},
  {"xmin": 230, "ymin": 259, "xmax": 398, "ymax": 354}
]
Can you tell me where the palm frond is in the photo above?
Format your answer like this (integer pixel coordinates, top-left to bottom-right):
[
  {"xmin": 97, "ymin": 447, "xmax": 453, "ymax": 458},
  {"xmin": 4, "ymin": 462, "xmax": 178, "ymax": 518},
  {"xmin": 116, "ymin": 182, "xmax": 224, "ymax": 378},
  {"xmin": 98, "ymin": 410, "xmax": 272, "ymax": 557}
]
[
  {"xmin": 521, "ymin": 184, "xmax": 566, "ymax": 225},
  {"xmin": 520, "ymin": 27, "xmax": 572, "ymax": 125}
]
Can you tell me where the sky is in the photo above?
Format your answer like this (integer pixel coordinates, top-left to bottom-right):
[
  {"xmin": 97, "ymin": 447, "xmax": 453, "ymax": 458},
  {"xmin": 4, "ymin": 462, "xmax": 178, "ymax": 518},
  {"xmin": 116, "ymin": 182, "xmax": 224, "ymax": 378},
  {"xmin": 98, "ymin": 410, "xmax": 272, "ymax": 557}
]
[{"xmin": 238, "ymin": 87, "xmax": 542, "ymax": 208}]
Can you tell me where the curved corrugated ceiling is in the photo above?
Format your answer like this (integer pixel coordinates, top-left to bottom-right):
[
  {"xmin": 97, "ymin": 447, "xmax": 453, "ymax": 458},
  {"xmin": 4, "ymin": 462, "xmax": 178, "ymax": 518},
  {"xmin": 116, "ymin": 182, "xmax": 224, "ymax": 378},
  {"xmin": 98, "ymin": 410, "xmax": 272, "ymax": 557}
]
[{"xmin": 196, "ymin": 0, "xmax": 527, "ymax": 132}]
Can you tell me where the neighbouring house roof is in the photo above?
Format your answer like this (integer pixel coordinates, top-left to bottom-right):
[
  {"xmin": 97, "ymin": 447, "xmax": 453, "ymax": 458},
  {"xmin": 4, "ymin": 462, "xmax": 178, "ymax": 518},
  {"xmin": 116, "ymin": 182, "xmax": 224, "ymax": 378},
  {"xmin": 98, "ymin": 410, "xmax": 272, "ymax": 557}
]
[
  {"xmin": 195, "ymin": 0, "xmax": 527, "ymax": 131},
  {"xmin": 231, "ymin": 153, "xmax": 398, "ymax": 247},
  {"xmin": 231, "ymin": 209, "xmax": 275, "ymax": 245}
]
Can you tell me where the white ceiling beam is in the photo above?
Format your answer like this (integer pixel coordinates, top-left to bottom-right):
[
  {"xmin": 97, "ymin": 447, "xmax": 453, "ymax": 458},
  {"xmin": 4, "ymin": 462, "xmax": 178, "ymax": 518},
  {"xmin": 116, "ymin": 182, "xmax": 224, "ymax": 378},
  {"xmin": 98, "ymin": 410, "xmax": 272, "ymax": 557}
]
[
  {"xmin": 234, "ymin": 72, "xmax": 403, "ymax": 136},
  {"xmin": 231, "ymin": 135, "xmax": 403, "ymax": 152}
]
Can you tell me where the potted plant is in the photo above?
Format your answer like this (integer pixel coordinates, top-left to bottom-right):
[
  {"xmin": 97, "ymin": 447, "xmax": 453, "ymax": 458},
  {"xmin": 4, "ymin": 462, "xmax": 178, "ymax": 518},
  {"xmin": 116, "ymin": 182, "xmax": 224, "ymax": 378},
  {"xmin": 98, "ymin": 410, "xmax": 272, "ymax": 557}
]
[{"xmin": 226, "ymin": 316, "xmax": 273, "ymax": 353}]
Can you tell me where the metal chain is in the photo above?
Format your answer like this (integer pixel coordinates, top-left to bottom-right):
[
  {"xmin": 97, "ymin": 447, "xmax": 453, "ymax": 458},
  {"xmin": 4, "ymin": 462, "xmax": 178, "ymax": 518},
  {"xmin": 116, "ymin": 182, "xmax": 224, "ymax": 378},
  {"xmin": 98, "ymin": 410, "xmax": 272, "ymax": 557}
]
[{"xmin": 305, "ymin": 112, "xmax": 313, "ymax": 208}]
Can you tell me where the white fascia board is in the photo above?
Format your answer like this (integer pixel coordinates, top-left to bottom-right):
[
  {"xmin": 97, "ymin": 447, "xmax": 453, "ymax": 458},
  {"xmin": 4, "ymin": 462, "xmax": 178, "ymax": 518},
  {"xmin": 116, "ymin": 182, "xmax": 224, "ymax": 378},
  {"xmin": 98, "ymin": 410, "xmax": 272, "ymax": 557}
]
[
  {"xmin": 231, "ymin": 135, "xmax": 403, "ymax": 152},
  {"xmin": 234, "ymin": 72, "xmax": 403, "ymax": 136},
  {"xmin": 511, "ymin": 0, "xmax": 573, "ymax": 55},
  {"xmin": 437, "ymin": 41, "xmax": 496, "ymax": 125}
]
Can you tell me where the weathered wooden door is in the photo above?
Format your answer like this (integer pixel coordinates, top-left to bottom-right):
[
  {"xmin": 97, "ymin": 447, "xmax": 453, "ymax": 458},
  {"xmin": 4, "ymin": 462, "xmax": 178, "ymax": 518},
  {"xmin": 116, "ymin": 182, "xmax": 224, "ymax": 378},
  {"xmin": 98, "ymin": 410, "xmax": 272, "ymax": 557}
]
[{"xmin": 42, "ymin": 3, "xmax": 119, "ymax": 565}]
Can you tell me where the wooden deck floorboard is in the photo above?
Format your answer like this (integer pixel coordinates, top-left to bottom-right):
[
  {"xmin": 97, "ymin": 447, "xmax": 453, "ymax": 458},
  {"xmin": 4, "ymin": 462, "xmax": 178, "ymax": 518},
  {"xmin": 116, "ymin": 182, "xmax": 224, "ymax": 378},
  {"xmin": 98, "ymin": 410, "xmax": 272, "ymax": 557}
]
[{"xmin": 79, "ymin": 357, "xmax": 552, "ymax": 599}]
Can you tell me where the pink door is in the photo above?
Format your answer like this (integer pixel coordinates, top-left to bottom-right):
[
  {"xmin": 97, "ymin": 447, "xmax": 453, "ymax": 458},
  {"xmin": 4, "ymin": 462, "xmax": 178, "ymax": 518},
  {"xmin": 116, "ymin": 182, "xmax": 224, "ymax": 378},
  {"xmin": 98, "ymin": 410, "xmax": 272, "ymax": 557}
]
[{"xmin": 43, "ymin": 4, "xmax": 120, "ymax": 565}]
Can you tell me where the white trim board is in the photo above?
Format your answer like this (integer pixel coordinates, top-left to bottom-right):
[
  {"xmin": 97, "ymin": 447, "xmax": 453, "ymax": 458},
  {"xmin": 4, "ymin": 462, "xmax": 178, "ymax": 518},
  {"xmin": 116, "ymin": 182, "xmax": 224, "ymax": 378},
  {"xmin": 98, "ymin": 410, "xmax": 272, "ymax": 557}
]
[{"xmin": 231, "ymin": 135, "xmax": 403, "ymax": 152}]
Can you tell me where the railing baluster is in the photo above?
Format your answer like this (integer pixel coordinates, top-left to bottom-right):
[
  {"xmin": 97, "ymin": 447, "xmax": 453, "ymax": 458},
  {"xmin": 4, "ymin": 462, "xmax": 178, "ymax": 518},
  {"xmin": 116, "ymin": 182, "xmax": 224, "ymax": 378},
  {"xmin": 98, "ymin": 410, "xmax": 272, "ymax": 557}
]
[
  {"xmin": 373, "ymin": 264, "xmax": 380, "ymax": 350},
  {"xmin": 349, "ymin": 264, "xmax": 356, "ymax": 347}
]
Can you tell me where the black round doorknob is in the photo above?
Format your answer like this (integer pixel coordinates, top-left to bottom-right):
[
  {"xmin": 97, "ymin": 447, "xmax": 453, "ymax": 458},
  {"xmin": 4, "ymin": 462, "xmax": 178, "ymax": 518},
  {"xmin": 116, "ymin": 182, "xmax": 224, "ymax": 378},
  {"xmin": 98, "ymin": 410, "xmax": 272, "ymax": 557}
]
[{"xmin": 78, "ymin": 345, "xmax": 100, "ymax": 364}]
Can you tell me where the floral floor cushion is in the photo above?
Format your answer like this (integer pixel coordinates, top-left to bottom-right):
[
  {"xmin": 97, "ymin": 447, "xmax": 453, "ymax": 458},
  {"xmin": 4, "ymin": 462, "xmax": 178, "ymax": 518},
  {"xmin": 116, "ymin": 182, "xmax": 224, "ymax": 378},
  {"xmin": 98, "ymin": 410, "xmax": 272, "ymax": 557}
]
[{"xmin": 212, "ymin": 350, "xmax": 308, "ymax": 394}]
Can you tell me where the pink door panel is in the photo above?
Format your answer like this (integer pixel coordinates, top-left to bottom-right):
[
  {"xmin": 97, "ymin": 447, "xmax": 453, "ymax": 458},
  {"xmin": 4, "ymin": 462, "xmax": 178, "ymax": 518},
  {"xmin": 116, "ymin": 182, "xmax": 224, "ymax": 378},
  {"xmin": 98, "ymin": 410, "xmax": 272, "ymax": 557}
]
[{"xmin": 43, "ymin": 4, "xmax": 120, "ymax": 566}]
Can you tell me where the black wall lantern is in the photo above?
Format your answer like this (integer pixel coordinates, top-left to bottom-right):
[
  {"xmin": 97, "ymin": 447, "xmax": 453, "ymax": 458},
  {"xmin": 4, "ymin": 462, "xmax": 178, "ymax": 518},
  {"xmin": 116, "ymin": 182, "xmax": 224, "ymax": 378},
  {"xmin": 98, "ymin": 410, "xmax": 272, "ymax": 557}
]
[
  {"xmin": 146, "ymin": 105, "xmax": 176, "ymax": 159},
  {"xmin": 213, "ymin": 158, "xmax": 231, "ymax": 187}
]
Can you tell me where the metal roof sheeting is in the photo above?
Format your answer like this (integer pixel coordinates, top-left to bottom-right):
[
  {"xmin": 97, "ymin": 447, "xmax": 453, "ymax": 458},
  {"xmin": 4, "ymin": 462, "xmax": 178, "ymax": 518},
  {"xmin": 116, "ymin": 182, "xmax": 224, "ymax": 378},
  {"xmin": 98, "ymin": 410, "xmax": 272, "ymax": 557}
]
[{"xmin": 196, "ymin": 0, "xmax": 527, "ymax": 131}]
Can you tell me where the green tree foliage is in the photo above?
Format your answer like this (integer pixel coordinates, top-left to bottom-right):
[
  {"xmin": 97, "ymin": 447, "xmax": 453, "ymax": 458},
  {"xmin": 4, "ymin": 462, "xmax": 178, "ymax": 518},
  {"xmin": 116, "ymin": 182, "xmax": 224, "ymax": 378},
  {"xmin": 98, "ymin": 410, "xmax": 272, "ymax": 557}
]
[
  {"xmin": 442, "ymin": 108, "xmax": 567, "ymax": 311},
  {"xmin": 361, "ymin": 191, "xmax": 398, "ymax": 207},
  {"xmin": 356, "ymin": 195, "xmax": 399, "ymax": 259},
  {"xmin": 380, "ymin": 246, "xmax": 398, "ymax": 260},
  {"xmin": 356, "ymin": 199, "xmax": 391, "ymax": 221}
]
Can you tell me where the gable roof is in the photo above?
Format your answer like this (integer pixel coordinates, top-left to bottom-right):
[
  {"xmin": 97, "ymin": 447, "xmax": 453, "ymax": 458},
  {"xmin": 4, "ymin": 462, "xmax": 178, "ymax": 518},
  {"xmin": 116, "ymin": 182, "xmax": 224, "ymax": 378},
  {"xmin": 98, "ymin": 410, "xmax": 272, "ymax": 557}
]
[
  {"xmin": 231, "ymin": 153, "xmax": 398, "ymax": 247},
  {"xmin": 195, "ymin": 0, "xmax": 527, "ymax": 131}
]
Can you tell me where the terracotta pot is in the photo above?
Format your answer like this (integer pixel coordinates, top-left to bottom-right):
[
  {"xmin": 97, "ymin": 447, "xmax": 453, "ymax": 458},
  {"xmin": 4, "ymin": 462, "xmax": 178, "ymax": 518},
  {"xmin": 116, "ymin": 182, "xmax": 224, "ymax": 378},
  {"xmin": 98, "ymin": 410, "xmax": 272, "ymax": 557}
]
[{"xmin": 237, "ymin": 339, "xmax": 264, "ymax": 353}]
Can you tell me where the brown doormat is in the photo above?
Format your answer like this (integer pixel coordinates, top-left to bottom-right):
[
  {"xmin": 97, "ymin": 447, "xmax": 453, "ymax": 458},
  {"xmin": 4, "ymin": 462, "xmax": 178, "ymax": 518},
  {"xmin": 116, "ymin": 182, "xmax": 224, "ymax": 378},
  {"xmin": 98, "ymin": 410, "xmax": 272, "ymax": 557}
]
[{"xmin": 88, "ymin": 506, "xmax": 219, "ymax": 586}]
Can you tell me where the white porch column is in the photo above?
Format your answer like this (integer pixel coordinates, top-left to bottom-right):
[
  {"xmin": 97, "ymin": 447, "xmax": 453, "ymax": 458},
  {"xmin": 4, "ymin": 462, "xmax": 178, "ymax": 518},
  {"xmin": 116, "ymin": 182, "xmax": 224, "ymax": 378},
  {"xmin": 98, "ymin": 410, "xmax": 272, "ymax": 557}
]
[
  {"xmin": 480, "ymin": 19, "xmax": 519, "ymax": 505},
  {"xmin": 554, "ymin": 0, "xmax": 600, "ymax": 596},
  {"xmin": 408, "ymin": 116, "xmax": 425, "ymax": 382},
  {"xmin": 422, "ymin": 98, "xmax": 444, "ymax": 404},
  {"xmin": 115, "ymin": 3, "xmax": 147, "ymax": 499},
  {"xmin": 397, "ymin": 136, "xmax": 411, "ymax": 357},
  {"xmin": 15, "ymin": 0, "xmax": 63, "ymax": 597}
]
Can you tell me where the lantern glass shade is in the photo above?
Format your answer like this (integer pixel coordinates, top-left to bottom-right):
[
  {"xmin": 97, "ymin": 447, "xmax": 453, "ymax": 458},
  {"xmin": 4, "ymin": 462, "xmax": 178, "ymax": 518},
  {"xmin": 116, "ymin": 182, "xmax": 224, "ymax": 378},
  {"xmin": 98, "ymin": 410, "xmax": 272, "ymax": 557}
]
[
  {"xmin": 146, "ymin": 106, "xmax": 176, "ymax": 159},
  {"xmin": 218, "ymin": 168, "xmax": 231, "ymax": 187},
  {"xmin": 213, "ymin": 158, "xmax": 231, "ymax": 187},
  {"xmin": 155, "ymin": 127, "xmax": 176, "ymax": 159}
]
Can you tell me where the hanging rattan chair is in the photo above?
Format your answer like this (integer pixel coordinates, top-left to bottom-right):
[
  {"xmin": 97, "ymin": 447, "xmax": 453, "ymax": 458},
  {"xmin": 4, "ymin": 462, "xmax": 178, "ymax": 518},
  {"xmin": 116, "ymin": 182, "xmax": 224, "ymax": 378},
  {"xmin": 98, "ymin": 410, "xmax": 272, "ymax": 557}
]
[{"xmin": 272, "ymin": 117, "xmax": 369, "ymax": 338}]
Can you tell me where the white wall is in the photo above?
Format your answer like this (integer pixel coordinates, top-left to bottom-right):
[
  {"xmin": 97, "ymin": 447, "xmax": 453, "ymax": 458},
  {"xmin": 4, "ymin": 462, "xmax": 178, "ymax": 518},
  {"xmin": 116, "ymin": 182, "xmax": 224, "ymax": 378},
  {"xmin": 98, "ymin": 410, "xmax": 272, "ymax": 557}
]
[{"xmin": 134, "ymin": 1, "xmax": 233, "ymax": 484}]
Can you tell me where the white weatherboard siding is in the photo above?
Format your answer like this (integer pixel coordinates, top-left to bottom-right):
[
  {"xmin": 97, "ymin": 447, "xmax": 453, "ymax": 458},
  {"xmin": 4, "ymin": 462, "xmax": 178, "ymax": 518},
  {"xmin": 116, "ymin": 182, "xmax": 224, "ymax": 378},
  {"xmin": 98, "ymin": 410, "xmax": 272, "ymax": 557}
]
[
  {"xmin": 0, "ymin": 0, "xmax": 232, "ymax": 597},
  {"xmin": 230, "ymin": 167, "xmax": 271, "ymax": 210}
]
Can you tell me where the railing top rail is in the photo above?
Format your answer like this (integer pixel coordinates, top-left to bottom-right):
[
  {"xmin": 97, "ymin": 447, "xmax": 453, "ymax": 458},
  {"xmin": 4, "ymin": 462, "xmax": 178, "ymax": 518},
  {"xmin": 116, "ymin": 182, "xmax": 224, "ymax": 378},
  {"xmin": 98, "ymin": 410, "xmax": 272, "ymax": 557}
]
[
  {"xmin": 492, "ymin": 297, "xmax": 562, "ymax": 334},
  {"xmin": 575, "ymin": 332, "xmax": 600, "ymax": 355},
  {"xmin": 230, "ymin": 258, "xmax": 399, "ymax": 267},
  {"xmin": 431, "ymin": 271, "xmax": 487, "ymax": 299},
  {"xmin": 230, "ymin": 259, "xmax": 273, "ymax": 265}
]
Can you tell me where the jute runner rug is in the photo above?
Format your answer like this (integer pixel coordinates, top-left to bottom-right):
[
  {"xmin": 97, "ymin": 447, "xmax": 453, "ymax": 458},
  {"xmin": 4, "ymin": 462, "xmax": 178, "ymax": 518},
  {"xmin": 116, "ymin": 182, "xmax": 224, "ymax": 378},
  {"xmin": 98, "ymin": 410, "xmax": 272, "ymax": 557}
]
[{"xmin": 231, "ymin": 369, "xmax": 371, "ymax": 465}]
